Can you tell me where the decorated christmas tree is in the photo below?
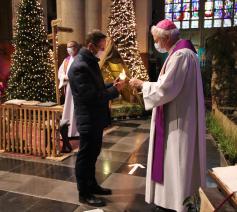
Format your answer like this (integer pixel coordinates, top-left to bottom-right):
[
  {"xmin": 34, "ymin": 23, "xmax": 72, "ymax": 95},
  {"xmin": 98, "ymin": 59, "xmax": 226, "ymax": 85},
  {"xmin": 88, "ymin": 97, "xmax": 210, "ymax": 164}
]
[
  {"xmin": 6, "ymin": 0, "xmax": 56, "ymax": 102},
  {"xmin": 107, "ymin": 0, "xmax": 148, "ymax": 80}
]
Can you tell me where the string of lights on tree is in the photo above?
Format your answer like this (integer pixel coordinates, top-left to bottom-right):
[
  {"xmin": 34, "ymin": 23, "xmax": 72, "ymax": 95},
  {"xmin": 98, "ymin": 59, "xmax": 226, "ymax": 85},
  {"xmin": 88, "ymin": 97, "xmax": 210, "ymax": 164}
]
[
  {"xmin": 6, "ymin": 0, "xmax": 55, "ymax": 102},
  {"xmin": 107, "ymin": 0, "xmax": 148, "ymax": 81}
]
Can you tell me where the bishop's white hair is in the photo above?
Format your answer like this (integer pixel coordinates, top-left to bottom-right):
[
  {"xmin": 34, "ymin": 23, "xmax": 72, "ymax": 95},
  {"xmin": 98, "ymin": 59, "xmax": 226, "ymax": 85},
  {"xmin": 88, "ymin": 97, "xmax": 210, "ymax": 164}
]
[{"xmin": 151, "ymin": 25, "xmax": 180, "ymax": 43}]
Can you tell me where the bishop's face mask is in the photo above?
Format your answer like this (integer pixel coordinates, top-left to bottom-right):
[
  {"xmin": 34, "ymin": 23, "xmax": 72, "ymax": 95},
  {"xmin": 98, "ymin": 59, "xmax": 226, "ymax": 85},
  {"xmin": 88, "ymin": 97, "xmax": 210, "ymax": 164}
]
[{"xmin": 154, "ymin": 42, "xmax": 167, "ymax": 54}]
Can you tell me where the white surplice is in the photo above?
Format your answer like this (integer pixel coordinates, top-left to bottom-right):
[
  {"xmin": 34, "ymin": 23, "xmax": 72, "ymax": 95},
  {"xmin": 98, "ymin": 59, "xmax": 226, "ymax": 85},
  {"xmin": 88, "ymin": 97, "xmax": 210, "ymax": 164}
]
[
  {"xmin": 142, "ymin": 47, "xmax": 206, "ymax": 212},
  {"xmin": 58, "ymin": 56, "xmax": 79, "ymax": 137}
]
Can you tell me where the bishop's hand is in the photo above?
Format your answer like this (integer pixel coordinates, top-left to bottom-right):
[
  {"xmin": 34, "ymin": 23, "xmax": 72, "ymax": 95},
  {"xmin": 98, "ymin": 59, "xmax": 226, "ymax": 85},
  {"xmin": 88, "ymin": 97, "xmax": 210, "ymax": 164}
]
[{"xmin": 129, "ymin": 78, "xmax": 144, "ymax": 90}]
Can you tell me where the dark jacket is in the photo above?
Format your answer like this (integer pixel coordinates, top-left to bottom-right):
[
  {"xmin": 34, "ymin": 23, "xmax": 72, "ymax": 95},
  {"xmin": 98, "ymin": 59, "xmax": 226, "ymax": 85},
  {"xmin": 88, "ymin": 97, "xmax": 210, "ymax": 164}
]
[{"xmin": 68, "ymin": 47, "xmax": 119, "ymax": 133}]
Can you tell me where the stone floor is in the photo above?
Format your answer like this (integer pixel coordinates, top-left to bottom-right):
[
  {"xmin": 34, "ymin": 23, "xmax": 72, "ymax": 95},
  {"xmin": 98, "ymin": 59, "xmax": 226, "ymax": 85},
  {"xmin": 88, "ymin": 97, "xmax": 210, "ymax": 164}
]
[{"xmin": 0, "ymin": 118, "xmax": 221, "ymax": 212}]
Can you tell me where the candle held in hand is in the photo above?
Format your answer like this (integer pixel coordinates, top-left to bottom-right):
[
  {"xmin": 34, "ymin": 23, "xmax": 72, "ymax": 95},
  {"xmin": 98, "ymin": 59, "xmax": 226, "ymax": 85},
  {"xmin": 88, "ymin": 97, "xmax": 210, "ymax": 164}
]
[{"xmin": 119, "ymin": 69, "xmax": 128, "ymax": 80}]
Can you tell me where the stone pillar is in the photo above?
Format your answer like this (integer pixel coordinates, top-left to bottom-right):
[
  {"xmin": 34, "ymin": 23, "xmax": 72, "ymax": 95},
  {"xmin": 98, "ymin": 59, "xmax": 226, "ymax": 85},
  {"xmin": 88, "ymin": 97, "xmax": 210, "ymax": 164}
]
[
  {"xmin": 85, "ymin": 0, "xmax": 101, "ymax": 35},
  {"xmin": 135, "ymin": 0, "xmax": 152, "ymax": 54},
  {"xmin": 101, "ymin": 0, "xmax": 111, "ymax": 34},
  {"xmin": 12, "ymin": 0, "xmax": 21, "ymax": 34},
  {"xmin": 57, "ymin": 0, "xmax": 85, "ymax": 44},
  {"xmin": 134, "ymin": 0, "xmax": 152, "ymax": 70},
  {"xmin": 56, "ymin": 0, "xmax": 62, "ymax": 19}
]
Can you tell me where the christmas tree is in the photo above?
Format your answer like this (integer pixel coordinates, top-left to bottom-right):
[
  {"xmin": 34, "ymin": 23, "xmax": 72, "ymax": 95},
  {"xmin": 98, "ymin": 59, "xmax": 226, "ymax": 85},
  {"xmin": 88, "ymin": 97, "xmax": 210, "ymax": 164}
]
[
  {"xmin": 6, "ymin": 0, "xmax": 56, "ymax": 102},
  {"xmin": 108, "ymin": 0, "xmax": 148, "ymax": 80}
]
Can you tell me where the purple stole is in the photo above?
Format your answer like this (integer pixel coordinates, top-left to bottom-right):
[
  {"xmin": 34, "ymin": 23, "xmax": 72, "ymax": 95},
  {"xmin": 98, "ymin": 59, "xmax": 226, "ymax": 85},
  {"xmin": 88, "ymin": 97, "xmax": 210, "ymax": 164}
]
[{"xmin": 151, "ymin": 40, "xmax": 197, "ymax": 183}]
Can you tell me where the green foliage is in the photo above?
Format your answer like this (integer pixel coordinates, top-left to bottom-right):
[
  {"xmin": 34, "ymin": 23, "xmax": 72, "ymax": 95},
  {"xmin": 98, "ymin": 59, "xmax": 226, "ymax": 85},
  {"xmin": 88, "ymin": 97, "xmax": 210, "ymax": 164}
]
[
  {"xmin": 183, "ymin": 194, "xmax": 200, "ymax": 212},
  {"xmin": 111, "ymin": 101, "xmax": 144, "ymax": 118},
  {"xmin": 206, "ymin": 30, "xmax": 237, "ymax": 69},
  {"xmin": 6, "ymin": 0, "xmax": 55, "ymax": 102},
  {"xmin": 206, "ymin": 29, "xmax": 237, "ymax": 106},
  {"xmin": 201, "ymin": 65, "xmax": 212, "ymax": 99},
  {"xmin": 206, "ymin": 113, "xmax": 237, "ymax": 164}
]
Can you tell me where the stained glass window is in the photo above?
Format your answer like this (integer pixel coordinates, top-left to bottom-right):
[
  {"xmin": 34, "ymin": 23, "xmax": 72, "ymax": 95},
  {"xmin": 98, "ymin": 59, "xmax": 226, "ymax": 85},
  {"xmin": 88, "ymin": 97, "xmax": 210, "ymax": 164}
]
[
  {"xmin": 165, "ymin": 0, "xmax": 237, "ymax": 29},
  {"xmin": 165, "ymin": 0, "xmax": 200, "ymax": 29},
  {"xmin": 204, "ymin": 0, "xmax": 237, "ymax": 28}
]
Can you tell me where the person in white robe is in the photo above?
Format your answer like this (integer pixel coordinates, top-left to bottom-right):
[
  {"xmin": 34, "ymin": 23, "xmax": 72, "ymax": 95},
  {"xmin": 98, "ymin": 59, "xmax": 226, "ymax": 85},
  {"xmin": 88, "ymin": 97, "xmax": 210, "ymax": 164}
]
[
  {"xmin": 129, "ymin": 19, "xmax": 206, "ymax": 212},
  {"xmin": 58, "ymin": 41, "xmax": 81, "ymax": 152}
]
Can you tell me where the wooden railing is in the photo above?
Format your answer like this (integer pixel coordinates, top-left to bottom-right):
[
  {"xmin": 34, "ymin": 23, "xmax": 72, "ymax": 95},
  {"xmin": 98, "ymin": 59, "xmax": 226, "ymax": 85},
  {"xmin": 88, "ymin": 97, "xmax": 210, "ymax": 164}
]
[{"xmin": 0, "ymin": 104, "xmax": 63, "ymax": 157}]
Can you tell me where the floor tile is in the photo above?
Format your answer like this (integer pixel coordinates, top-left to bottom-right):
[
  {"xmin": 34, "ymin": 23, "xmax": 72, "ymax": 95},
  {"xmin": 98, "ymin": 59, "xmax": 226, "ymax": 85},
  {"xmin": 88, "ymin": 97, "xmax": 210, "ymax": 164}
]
[
  {"xmin": 133, "ymin": 128, "xmax": 150, "ymax": 133},
  {"xmin": 113, "ymin": 135, "xmax": 147, "ymax": 150},
  {"xmin": 110, "ymin": 143, "xmax": 138, "ymax": 153},
  {"xmin": 113, "ymin": 122, "xmax": 141, "ymax": 128},
  {"xmin": 125, "ymin": 132, "xmax": 149, "ymax": 144},
  {"xmin": 0, "ymin": 172, "xmax": 33, "ymax": 190},
  {"xmin": 107, "ymin": 130, "xmax": 130, "ymax": 137},
  {"xmin": 27, "ymin": 197, "xmax": 78, "ymax": 212},
  {"xmin": 103, "ymin": 135, "xmax": 122, "ymax": 143},
  {"xmin": 0, "ymin": 191, "xmax": 39, "ymax": 212},
  {"xmin": 0, "ymin": 190, "xmax": 7, "ymax": 197},
  {"xmin": 73, "ymin": 204, "xmax": 105, "ymax": 212},
  {"xmin": 137, "ymin": 123, "xmax": 151, "ymax": 130},
  {"xmin": 67, "ymin": 170, "xmax": 110, "ymax": 185},
  {"xmin": 15, "ymin": 177, "xmax": 60, "ymax": 196},
  {"xmin": 206, "ymin": 139, "xmax": 221, "ymax": 170},
  {"xmin": 45, "ymin": 181, "xmax": 79, "ymax": 204},
  {"xmin": 101, "ymin": 173, "xmax": 145, "ymax": 195},
  {"xmin": 61, "ymin": 155, "xmax": 77, "ymax": 166},
  {"xmin": 0, "ymin": 158, "xmax": 24, "ymax": 171},
  {"xmin": 127, "ymin": 152, "xmax": 147, "ymax": 165},
  {"xmin": 124, "ymin": 194, "xmax": 156, "ymax": 212},
  {"xmin": 98, "ymin": 149, "xmax": 130, "ymax": 163},
  {"xmin": 102, "ymin": 142, "xmax": 115, "ymax": 149},
  {"xmin": 135, "ymin": 139, "xmax": 149, "ymax": 155},
  {"xmin": 11, "ymin": 161, "xmax": 51, "ymax": 178},
  {"xmin": 206, "ymin": 175, "xmax": 217, "ymax": 188},
  {"xmin": 116, "ymin": 163, "xmax": 147, "ymax": 178},
  {"xmin": 113, "ymin": 126, "xmax": 135, "ymax": 132},
  {"xmin": 45, "ymin": 164, "xmax": 75, "ymax": 181},
  {"xmin": 96, "ymin": 159, "xmax": 124, "ymax": 176}
]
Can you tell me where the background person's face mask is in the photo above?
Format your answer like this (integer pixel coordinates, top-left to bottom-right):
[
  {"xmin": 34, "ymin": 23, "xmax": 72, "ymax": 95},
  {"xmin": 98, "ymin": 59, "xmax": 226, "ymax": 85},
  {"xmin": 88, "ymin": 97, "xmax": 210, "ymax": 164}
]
[
  {"xmin": 67, "ymin": 47, "xmax": 74, "ymax": 56},
  {"xmin": 154, "ymin": 42, "xmax": 167, "ymax": 53}
]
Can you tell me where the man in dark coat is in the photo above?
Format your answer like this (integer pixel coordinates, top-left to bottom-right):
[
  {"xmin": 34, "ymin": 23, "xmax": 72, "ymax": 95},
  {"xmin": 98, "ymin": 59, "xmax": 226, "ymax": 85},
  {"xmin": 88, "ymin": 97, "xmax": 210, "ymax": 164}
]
[{"xmin": 68, "ymin": 30, "xmax": 124, "ymax": 207}]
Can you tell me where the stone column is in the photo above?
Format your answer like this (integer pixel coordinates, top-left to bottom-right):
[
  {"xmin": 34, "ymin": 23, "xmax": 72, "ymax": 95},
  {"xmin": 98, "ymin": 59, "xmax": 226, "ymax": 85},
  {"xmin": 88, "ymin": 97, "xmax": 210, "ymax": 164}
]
[
  {"xmin": 57, "ymin": 0, "xmax": 85, "ymax": 44},
  {"xmin": 12, "ymin": 0, "xmax": 21, "ymax": 34},
  {"xmin": 101, "ymin": 0, "xmax": 111, "ymax": 34},
  {"xmin": 56, "ymin": 0, "xmax": 62, "ymax": 19},
  {"xmin": 135, "ymin": 0, "xmax": 152, "ymax": 53},
  {"xmin": 85, "ymin": 0, "xmax": 101, "ymax": 35},
  {"xmin": 134, "ymin": 0, "xmax": 152, "ymax": 70}
]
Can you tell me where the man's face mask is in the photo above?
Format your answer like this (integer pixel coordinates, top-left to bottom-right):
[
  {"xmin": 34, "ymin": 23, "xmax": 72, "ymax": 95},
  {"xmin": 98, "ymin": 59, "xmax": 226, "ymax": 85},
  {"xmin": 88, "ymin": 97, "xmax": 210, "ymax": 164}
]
[
  {"xmin": 154, "ymin": 42, "xmax": 167, "ymax": 54},
  {"xmin": 67, "ymin": 47, "xmax": 74, "ymax": 56},
  {"xmin": 95, "ymin": 50, "xmax": 104, "ymax": 58}
]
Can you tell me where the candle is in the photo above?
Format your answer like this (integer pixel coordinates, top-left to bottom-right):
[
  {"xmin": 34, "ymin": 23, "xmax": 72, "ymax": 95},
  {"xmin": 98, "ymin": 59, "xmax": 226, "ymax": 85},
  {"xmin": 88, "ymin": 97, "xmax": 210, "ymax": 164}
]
[{"xmin": 119, "ymin": 69, "xmax": 129, "ymax": 80}]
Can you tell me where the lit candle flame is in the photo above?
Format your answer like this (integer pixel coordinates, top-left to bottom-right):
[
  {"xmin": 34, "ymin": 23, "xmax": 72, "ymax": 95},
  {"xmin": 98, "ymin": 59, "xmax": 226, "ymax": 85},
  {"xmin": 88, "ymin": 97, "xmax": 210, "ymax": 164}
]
[{"xmin": 119, "ymin": 69, "xmax": 127, "ymax": 80}]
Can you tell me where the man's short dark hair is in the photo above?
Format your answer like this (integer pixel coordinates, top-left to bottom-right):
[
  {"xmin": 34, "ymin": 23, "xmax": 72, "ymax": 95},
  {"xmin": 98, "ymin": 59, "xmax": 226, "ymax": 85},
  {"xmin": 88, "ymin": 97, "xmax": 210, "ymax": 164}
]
[{"xmin": 85, "ymin": 30, "xmax": 107, "ymax": 46}]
